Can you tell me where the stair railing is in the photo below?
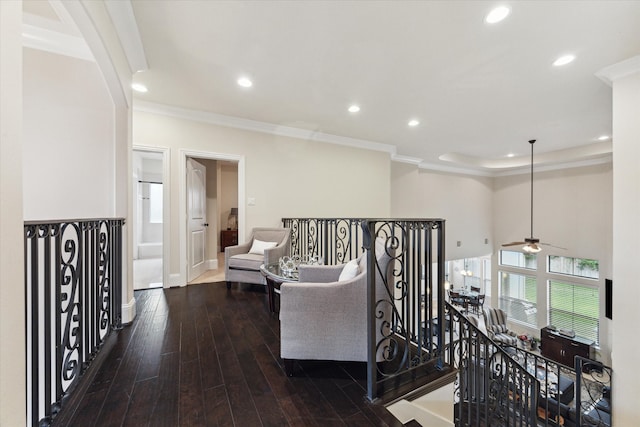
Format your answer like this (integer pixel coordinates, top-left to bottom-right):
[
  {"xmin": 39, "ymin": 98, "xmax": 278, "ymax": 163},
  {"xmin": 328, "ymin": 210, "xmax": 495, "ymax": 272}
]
[{"xmin": 446, "ymin": 304, "xmax": 539, "ymax": 426}]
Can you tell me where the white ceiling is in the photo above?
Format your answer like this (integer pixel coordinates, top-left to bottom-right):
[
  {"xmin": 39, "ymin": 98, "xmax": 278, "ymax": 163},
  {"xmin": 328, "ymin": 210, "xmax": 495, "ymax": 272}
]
[{"xmin": 26, "ymin": 1, "xmax": 640, "ymax": 174}]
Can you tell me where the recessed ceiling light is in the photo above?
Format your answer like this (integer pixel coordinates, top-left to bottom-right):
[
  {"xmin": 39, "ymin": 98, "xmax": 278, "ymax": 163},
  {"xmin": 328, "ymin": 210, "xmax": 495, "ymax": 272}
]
[
  {"xmin": 408, "ymin": 119, "xmax": 420, "ymax": 127},
  {"xmin": 485, "ymin": 6, "xmax": 510, "ymax": 24},
  {"xmin": 553, "ymin": 55, "xmax": 576, "ymax": 67},
  {"xmin": 348, "ymin": 105, "xmax": 360, "ymax": 113},
  {"xmin": 237, "ymin": 77, "xmax": 253, "ymax": 88},
  {"xmin": 131, "ymin": 83, "xmax": 148, "ymax": 93},
  {"xmin": 506, "ymin": 153, "xmax": 515, "ymax": 158},
  {"xmin": 598, "ymin": 135, "xmax": 610, "ymax": 141}
]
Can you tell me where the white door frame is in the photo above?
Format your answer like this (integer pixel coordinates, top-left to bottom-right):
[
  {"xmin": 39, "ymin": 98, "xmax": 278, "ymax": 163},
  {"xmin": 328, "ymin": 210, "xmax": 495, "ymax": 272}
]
[
  {"xmin": 179, "ymin": 149, "xmax": 245, "ymax": 286},
  {"xmin": 133, "ymin": 145, "xmax": 171, "ymax": 289}
]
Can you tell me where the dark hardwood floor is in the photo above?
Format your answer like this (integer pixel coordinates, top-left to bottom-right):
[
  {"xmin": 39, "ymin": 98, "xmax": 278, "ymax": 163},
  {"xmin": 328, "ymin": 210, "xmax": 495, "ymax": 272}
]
[{"xmin": 58, "ymin": 282, "xmax": 405, "ymax": 426}]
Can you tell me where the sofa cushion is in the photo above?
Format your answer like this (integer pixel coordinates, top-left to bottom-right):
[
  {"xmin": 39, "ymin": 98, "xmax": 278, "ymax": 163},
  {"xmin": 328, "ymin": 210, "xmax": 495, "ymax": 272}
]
[
  {"xmin": 596, "ymin": 396, "xmax": 611, "ymax": 413},
  {"xmin": 338, "ymin": 259, "xmax": 360, "ymax": 282},
  {"xmin": 539, "ymin": 395, "xmax": 576, "ymax": 422},
  {"xmin": 228, "ymin": 253, "xmax": 264, "ymax": 271},
  {"xmin": 585, "ymin": 407, "xmax": 611, "ymax": 427},
  {"xmin": 491, "ymin": 324, "xmax": 508, "ymax": 334},
  {"xmin": 556, "ymin": 374, "xmax": 575, "ymax": 405},
  {"xmin": 249, "ymin": 239, "xmax": 277, "ymax": 255},
  {"xmin": 253, "ymin": 230, "xmax": 288, "ymax": 243},
  {"xmin": 357, "ymin": 237, "xmax": 389, "ymax": 273}
]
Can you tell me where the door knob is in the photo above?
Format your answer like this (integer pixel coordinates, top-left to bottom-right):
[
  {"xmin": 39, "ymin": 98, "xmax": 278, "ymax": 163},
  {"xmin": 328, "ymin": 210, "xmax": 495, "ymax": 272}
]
[{"xmin": 203, "ymin": 223, "xmax": 209, "ymax": 227}]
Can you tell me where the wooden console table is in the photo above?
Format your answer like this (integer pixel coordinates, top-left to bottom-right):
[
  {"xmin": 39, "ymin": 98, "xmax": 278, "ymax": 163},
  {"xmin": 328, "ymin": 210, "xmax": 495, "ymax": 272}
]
[
  {"xmin": 220, "ymin": 229, "xmax": 238, "ymax": 251},
  {"xmin": 540, "ymin": 327, "xmax": 594, "ymax": 367}
]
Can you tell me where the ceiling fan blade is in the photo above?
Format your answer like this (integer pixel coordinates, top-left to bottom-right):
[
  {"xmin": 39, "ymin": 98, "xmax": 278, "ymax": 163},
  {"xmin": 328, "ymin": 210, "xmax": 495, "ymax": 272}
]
[
  {"xmin": 502, "ymin": 241, "xmax": 526, "ymax": 247},
  {"xmin": 540, "ymin": 242, "xmax": 567, "ymax": 250}
]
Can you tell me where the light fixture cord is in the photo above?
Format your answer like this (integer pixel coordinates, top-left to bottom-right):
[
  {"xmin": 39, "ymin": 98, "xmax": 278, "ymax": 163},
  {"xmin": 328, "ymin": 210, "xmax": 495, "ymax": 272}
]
[{"xmin": 529, "ymin": 139, "xmax": 535, "ymax": 239}]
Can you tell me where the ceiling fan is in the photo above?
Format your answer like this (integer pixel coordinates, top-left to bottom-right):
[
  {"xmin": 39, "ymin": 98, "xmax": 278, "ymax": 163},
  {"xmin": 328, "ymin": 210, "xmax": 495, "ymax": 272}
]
[{"xmin": 502, "ymin": 139, "xmax": 565, "ymax": 253}]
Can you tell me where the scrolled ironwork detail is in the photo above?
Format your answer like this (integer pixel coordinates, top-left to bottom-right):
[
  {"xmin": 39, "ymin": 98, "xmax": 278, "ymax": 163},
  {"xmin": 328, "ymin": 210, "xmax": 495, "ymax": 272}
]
[{"xmin": 25, "ymin": 218, "xmax": 124, "ymax": 427}]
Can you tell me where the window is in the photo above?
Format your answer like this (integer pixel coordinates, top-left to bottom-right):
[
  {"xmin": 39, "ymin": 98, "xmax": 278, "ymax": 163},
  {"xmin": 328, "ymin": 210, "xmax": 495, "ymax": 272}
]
[
  {"xmin": 499, "ymin": 271, "xmax": 537, "ymax": 327},
  {"xmin": 500, "ymin": 250, "xmax": 537, "ymax": 270},
  {"xmin": 449, "ymin": 257, "xmax": 490, "ymax": 293},
  {"xmin": 483, "ymin": 258, "xmax": 491, "ymax": 297},
  {"xmin": 548, "ymin": 280, "xmax": 599, "ymax": 344},
  {"xmin": 549, "ymin": 256, "xmax": 599, "ymax": 279},
  {"xmin": 149, "ymin": 183, "xmax": 163, "ymax": 223}
]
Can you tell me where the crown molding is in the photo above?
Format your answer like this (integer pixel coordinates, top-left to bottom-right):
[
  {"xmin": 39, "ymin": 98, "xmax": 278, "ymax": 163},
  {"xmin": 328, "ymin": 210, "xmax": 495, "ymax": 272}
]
[
  {"xmin": 418, "ymin": 161, "xmax": 494, "ymax": 177},
  {"xmin": 391, "ymin": 154, "xmax": 423, "ymax": 166},
  {"xmin": 493, "ymin": 154, "xmax": 612, "ymax": 177},
  {"xmin": 596, "ymin": 55, "xmax": 640, "ymax": 86},
  {"xmin": 134, "ymin": 100, "xmax": 613, "ymax": 178},
  {"xmin": 134, "ymin": 100, "xmax": 397, "ymax": 155}
]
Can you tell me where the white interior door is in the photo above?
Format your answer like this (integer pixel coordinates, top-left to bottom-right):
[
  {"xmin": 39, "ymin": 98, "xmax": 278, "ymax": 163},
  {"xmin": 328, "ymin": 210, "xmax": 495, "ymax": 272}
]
[{"xmin": 187, "ymin": 158, "xmax": 207, "ymax": 282}]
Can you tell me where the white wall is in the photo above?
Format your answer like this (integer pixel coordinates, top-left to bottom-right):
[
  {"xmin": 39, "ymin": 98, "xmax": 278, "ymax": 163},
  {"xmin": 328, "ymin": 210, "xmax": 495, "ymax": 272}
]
[
  {"xmin": 133, "ymin": 109, "xmax": 391, "ymax": 280},
  {"xmin": 0, "ymin": 2, "xmax": 26, "ymax": 424},
  {"xmin": 22, "ymin": 48, "xmax": 115, "ymax": 220},
  {"xmin": 611, "ymin": 68, "xmax": 640, "ymax": 426},
  {"xmin": 493, "ymin": 164, "xmax": 612, "ymax": 265},
  {"xmin": 391, "ymin": 162, "xmax": 494, "ymax": 260}
]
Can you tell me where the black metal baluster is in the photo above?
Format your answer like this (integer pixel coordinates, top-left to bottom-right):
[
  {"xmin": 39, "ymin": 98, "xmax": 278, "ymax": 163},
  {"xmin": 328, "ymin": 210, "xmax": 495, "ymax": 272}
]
[
  {"xmin": 43, "ymin": 226, "xmax": 52, "ymax": 422},
  {"xmin": 26, "ymin": 226, "xmax": 39, "ymax": 426},
  {"xmin": 437, "ymin": 221, "xmax": 445, "ymax": 368},
  {"xmin": 81, "ymin": 222, "xmax": 88, "ymax": 375},
  {"xmin": 54, "ymin": 225, "xmax": 62, "ymax": 415},
  {"xmin": 117, "ymin": 219, "xmax": 123, "ymax": 328},
  {"xmin": 364, "ymin": 220, "xmax": 376, "ymax": 401}
]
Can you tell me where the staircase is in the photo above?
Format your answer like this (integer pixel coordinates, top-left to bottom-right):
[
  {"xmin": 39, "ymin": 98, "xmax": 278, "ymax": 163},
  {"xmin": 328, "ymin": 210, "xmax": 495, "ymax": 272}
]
[{"xmin": 387, "ymin": 382, "xmax": 455, "ymax": 427}]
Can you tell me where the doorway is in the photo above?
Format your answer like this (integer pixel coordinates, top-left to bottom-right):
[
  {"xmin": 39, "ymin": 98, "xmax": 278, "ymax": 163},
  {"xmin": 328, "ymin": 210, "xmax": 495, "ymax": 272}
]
[
  {"xmin": 180, "ymin": 150, "xmax": 244, "ymax": 286},
  {"xmin": 133, "ymin": 148, "xmax": 168, "ymax": 290}
]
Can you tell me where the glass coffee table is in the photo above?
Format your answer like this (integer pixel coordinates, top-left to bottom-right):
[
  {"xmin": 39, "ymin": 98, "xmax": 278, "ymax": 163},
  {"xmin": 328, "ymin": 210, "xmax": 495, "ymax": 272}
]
[{"xmin": 260, "ymin": 263, "xmax": 299, "ymax": 313}]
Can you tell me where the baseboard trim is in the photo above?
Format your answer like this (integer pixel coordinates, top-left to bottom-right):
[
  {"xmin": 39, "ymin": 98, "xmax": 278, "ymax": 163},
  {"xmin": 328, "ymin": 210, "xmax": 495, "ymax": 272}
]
[
  {"xmin": 122, "ymin": 296, "xmax": 136, "ymax": 324},
  {"xmin": 169, "ymin": 273, "xmax": 183, "ymax": 287},
  {"xmin": 206, "ymin": 259, "xmax": 219, "ymax": 270}
]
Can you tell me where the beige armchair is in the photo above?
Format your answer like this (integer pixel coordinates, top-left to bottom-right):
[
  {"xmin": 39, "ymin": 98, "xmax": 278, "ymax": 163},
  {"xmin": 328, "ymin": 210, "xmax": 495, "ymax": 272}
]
[
  {"xmin": 279, "ymin": 238, "xmax": 394, "ymax": 376},
  {"xmin": 225, "ymin": 227, "xmax": 290, "ymax": 289}
]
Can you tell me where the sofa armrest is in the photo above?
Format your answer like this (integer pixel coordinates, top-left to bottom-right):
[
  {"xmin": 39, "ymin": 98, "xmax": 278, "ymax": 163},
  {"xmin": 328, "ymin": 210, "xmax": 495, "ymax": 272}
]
[
  {"xmin": 225, "ymin": 242, "xmax": 251, "ymax": 258},
  {"xmin": 225, "ymin": 241, "xmax": 252, "ymax": 270},
  {"xmin": 264, "ymin": 241, "xmax": 290, "ymax": 265},
  {"xmin": 297, "ymin": 264, "xmax": 344, "ymax": 283}
]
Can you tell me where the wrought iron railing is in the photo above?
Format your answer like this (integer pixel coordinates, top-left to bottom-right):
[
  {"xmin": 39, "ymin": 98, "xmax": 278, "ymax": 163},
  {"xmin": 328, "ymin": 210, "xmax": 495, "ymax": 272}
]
[
  {"xmin": 362, "ymin": 219, "xmax": 448, "ymax": 401},
  {"xmin": 446, "ymin": 304, "xmax": 539, "ymax": 426},
  {"xmin": 282, "ymin": 218, "xmax": 365, "ymax": 265},
  {"xmin": 504, "ymin": 347, "xmax": 613, "ymax": 427},
  {"xmin": 575, "ymin": 357, "xmax": 612, "ymax": 427},
  {"xmin": 24, "ymin": 218, "xmax": 124, "ymax": 427}
]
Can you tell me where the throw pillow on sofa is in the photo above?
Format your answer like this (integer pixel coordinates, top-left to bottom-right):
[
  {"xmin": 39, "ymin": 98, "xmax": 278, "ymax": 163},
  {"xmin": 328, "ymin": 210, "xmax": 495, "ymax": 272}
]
[{"xmin": 249, "ymin": 239, "xmax": 277, "ymax": 255}]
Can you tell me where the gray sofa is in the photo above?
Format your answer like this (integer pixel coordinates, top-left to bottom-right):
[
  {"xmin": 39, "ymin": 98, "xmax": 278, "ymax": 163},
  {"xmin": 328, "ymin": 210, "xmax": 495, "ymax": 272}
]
[
  {"xmin": 279, "ymin": 238, "xmax": 394, "ymax": 376},
  {"xmin": 224, "ymin": 227, "xmax": 290, "ymax": 288}
]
